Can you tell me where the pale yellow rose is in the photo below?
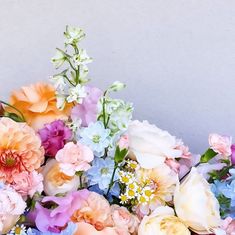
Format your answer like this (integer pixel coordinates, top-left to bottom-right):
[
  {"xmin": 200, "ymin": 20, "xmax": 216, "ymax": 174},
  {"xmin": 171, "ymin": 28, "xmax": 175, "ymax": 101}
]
[
  {"xmin": 128, "ymin": 120, "xmax": 182, "ymax": 169},
  {"xmin": 138, "ymin": 206, "xmax": 190, "ymax": 235},
  {"xmin": 174, "ymin": 167, "xmax": 222, "ymax": 234},
  {"xmin": 42, "ymin": 159, "xmax": 81, "ymax": 196}
]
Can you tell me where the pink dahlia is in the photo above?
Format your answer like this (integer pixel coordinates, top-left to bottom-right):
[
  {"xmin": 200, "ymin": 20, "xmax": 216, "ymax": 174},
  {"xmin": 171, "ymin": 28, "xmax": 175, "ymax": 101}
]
[{"xmin": 0, "ymin": 117, "xmax": 44, "ymax": 184}]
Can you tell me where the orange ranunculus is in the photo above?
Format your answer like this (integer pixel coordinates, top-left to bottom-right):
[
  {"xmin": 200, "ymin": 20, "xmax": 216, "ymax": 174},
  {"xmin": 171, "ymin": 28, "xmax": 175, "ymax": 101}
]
[{"xmin": 8, "ymin": 82, "xmax": 70, "ymax": 130}]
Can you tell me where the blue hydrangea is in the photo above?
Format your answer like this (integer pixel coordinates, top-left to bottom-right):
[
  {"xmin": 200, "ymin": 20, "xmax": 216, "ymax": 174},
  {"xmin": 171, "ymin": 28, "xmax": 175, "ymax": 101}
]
[
  {"xmin": 89, "ymin": 182, "xmax": 120, "ymax": 201},
  {"xmin": 86, "ymin": 157, "xmax": 119, "ymax": 191},
  {"xmin": 211, "ymin": 173, "xmax": 235, "ymax": 218},
  {"xmin": 79, "ymin": 121, "xmax": 111, "ymax": 157},
  {"xmin": 26, "ymin": 223, "xmax": 77, "ymax": 235}
]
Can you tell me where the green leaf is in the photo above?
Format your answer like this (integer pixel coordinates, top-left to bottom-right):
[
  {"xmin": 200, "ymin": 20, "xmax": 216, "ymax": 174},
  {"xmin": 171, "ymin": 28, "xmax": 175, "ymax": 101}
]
[
  {"xmin": 200, "ymin": 148, "xmax": 217, "ymax": 163},
  {"xmin": 114, "ymin": 146, "xmax": 128, "ymax": 164},
  {"xmin": 5, "ymin": 112, "xmax": 24, "ymax": 122}
]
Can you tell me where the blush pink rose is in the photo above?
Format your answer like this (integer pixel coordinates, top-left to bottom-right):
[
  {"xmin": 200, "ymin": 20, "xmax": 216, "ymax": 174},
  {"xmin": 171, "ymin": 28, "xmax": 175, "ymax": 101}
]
[
  {"xmin": 110, "ymin": 205, "xmax": 139, "ymax": 234},
  {"xmin": 165, "ymin": 158, "xmax": 181, "ymax": 173},
  {"xmin": 0, "ymin": 186, "xmax": 26, "ymax": 234},
  {"xmin": 11, "ymin": 171, "xmax": 43, "ymax": 199},
  {"xmin": 56, "ymin": 142, "xmax": 94, "ymax": 176},
  {"xmin": 209, "ymin": 133, "xmax": 232, "ymax": 156}
]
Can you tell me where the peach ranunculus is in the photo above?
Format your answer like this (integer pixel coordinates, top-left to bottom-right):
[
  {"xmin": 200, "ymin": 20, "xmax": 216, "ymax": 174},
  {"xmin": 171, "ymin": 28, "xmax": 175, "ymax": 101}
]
[
  {"xmin": 71, "ymin": 192, "xmax": 113, "ymax": 231},
  {"xmin": 8, "ymin": 82, "xmax": 70, "ymax": 130},
  {"xmin": 0, "ymin": 117, "xmax": 44, "ymax": 184},
  {"xmin": 138, "ymin": 206, "xmax": 190, "ymax": 235},
  {"xmin": 55, "ymin": 142, "xmax": 94, "ymax": 176},
  {"xmin": 209, "ymin": 133, "xmax": 232, "ymax": 157},
  {"xmin": 42, "ymin": 159, "xmax": 81, "ymax": 196},
  {"xmin": 110, "ymin": 205, "xmax": 139, "ymax": 234},
  {"xmin": 0, "ymin": 185, "xmax": 26, "ymax": 234}
]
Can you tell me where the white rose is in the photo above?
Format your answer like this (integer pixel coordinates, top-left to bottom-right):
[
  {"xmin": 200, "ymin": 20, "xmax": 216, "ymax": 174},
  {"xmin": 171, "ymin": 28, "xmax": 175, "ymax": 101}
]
[
  {"xmin": 174, "ymin": 167, "xmax": 222, "ymax": 234},
  {"xmin": 138, "ymin": 206, "xmax": 190, "ymax": 235},
  {"xmin": 128, "ymin": 120, "xmax": 182, "ymax": 168},
  {"xmin": 42, "ymin": 159, "xmax": 81, "ymax": 196}
]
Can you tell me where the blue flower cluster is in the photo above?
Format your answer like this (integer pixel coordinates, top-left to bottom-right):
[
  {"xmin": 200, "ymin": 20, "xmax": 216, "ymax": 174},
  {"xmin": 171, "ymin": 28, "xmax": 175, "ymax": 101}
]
[{"xmin": 211, "ymin": 169, "xmax": 235, "ymax": 218}]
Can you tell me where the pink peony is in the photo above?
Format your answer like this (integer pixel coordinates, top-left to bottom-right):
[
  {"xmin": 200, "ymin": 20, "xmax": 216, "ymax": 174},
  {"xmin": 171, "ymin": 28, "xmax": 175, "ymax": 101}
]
[
  {"xmin": 34, "ymin": 189, "xmax": 89, "ymax": 232},
  {"xmin": 71, "ymin": 86, "xmax": 102, "ymax": 127},
  {"xmin": 165, "ymin": 158, "xmax": 181, "ymax": 173},
  {"xmin": 110, "ymin": 205, "xmax": 139, "ymax": 234},
  {"xmin": 11, "ymin": 170, "xmax": 43, "ymax": 199},
  {"xmin": 38, "ymin": 120, "xmax": 72, "ymax": 157},
  {"xmin": 118, "ymin": 135, "xmax": 129, "ymax": 150},
  {"xmin": 56, "ymin": 142, "xmax": 94, "ymax": 176},
  {"xmin": 0, "ymin": 185, "xmax": 26, "ymax": 234},
  {"xmin": 209, "ymin": 133, "xmax": 232, "ymax": 157}
]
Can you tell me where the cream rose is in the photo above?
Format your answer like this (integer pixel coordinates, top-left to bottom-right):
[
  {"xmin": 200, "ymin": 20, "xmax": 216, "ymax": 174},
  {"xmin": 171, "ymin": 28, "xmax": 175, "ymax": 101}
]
[
  {"xmin": 138, "ymin": 206, "xmax": 190, "ymax": 235},
  {"xmin": 174, "ymin": 167, "xmax": 222, "ymax": 234},
  {"xmin": 42, "ymin": 159, "xmax": 81, "ymax": 196},
  {"xmin": 128, "ymin": 120, "xmax": 182, "ymax": 168}
]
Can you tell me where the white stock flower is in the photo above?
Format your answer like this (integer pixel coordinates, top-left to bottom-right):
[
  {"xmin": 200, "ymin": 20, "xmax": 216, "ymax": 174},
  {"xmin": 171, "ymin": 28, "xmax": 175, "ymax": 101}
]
[
  {"xmin": 108, "ymin": 81, "xmax": 126, "ymax": 92},
  {"xmin": 51, "ymin": 49, "xmax": 66, "ymax": 68},
  {"xmin": 72, "ymin": 49, "xmax": 92, "ymax": 68},
  {"xmin": 66, "ymin": 84, "xmax": 87, "ymax": 103},
  {"xmin": 64, "ymin": 26, "xmax": 85, "ymax": 45}
]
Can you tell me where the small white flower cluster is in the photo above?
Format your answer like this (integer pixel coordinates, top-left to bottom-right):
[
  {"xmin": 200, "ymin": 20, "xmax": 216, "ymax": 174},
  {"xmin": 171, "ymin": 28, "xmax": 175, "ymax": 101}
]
[
  {"xmin": 119, "ymin": 160, "xmax": 155, "ymax": 206},
  {"xmin": 50, "ymin": 26, "xmax": 92, "ymax": 109}
]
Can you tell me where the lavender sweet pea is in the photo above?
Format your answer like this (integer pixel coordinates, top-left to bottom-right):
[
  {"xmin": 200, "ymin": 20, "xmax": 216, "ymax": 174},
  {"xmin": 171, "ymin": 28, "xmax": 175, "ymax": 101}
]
[
  {"xmin": 38, "ymin": 120, "xmax": 72, "ymax": 157},
  {"xmin": 71, "ymin": 86, "xmax": 102, "ymax": 127}
]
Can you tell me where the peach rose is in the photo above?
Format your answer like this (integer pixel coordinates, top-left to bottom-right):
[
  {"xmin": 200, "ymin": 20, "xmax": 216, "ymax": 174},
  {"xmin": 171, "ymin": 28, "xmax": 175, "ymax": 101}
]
[
  {"xmin": 8, "ymin": 83, "xmax": 70, "ymax": 130},
  {"xmin": 56, "ymin": 142, "xmax": 94, "ymax": 176},
  {"xmin": 111, "ymin": 205, "xmax": 139, "ymax": 234},
  {"xmin": 209, "ymin": 133, "xmax": 232, "ymax": 157},
  {"xmin": 42, "ymin": 159, "xmax": 81, "ymax": 196},
  {"xmin": 73, "ymin": 222, "xmax": 123, "ymax": 235},
  {"xmin": 71, "ymin": 192, "xmax": 113, "ymax": 230}
]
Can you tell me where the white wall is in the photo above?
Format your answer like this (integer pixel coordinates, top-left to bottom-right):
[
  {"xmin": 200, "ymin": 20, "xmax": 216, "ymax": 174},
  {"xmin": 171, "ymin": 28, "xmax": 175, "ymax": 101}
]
[{"xmin": 0, "ymin": 0, "xmax": 235, "ymax": 153}]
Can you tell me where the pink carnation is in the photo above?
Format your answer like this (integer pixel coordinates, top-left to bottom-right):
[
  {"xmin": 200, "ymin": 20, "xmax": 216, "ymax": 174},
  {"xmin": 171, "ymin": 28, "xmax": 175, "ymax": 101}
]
[
  {"xmin": 209, "ymin": 133, "xmax": 232, "ymax": 157},
  {"xmin": 11, "ymin": 170, "xmax": 43, "ymax": 199},
  {"xmin": 38, "ymin": 120, "xmax": 72, "ymax": 157},
  {"xmin": 56, "ymin": 142, "xmax": 94, "ymax": 176}
]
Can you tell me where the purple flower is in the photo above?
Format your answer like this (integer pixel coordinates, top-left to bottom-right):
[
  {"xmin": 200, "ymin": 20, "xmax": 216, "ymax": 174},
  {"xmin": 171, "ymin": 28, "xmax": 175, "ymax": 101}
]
[
  {"xmin": 71, "ymin": 86, "xmax": 102, "ymax": 127},
  {"xmin": 38, "ymin": 120, "xmax": 72, "ymax": 157},
  {"xmin": 231, "ymin": 144, "xmax": 235, "ymax": 165},
  {"xmin": 34, "ymin": 189, "xmax": 90, "ymax": 232}
]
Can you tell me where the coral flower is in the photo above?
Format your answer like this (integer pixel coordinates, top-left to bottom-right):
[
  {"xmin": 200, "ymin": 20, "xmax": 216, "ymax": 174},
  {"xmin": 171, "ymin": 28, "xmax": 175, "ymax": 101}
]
[
  {"xmin": 8, "ymin": 83, "xmax": 70, "ymax": 130},
  {"xmin": 0, "ymin": 117, "xmax": 44, "ymax": 184}
]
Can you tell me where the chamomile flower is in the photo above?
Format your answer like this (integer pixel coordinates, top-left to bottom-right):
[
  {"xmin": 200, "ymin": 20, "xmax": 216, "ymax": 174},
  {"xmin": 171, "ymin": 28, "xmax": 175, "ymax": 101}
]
[
  {"xmin": 126, "ymin": 160, "xmax": 139, "ymax": 170},
  {"xmin": 8, "ymin": 225, "xmax": 26, "ymax": 235},
  {"xmin": 119, "ymin": 171, "xmax": 135, "ymax": 185}
]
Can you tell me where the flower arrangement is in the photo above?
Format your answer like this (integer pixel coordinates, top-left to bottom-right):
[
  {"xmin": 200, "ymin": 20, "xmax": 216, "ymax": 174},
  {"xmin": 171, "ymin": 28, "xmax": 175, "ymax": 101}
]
[{"xmin": 0, "ymin": 26, "xmax": 234, "ymax": 235}]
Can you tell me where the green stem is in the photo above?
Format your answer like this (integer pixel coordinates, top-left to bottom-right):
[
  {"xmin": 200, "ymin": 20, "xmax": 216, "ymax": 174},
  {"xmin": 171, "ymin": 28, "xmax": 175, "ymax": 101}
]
[
  {"xmin": 106, "ymin": 164, "xmax": 118, "ymax": 196},
  {"xmin": 64, "ymin": 75, "xmax": 76, "ymax": 87},
  {"xmin": 0, "ymin": 100, "xmax": 26, "ymax": 122}
]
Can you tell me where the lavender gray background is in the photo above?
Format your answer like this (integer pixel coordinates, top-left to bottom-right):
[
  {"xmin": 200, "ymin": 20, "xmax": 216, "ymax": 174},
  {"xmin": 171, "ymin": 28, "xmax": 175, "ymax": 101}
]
[{"xmin": 0, "ymin": 0, "xmax": 235, "ymax": 153}]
